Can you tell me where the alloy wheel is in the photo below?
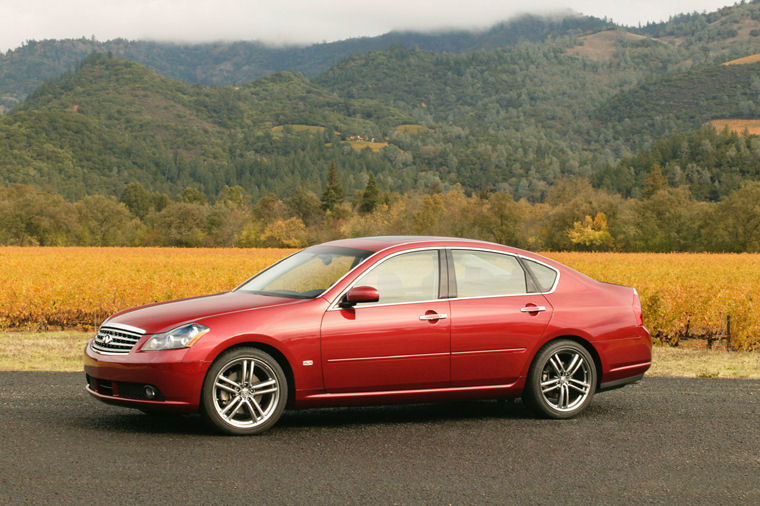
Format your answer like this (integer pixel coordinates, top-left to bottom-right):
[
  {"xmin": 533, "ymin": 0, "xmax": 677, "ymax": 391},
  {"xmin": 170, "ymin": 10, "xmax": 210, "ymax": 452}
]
[
  {"xmin": 539, "ymin": 348, "xmax": 592, "ymax": 412},
  {"xmin": 212, "ymin": 357, "xmax": 281, "ymax": 429}
]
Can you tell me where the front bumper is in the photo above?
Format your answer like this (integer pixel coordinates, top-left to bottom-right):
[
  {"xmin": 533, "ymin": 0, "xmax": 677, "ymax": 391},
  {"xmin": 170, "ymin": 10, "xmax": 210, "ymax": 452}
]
[{"xmin": 83, "ymin": 340, "xmax": 208, "ymax": 413}]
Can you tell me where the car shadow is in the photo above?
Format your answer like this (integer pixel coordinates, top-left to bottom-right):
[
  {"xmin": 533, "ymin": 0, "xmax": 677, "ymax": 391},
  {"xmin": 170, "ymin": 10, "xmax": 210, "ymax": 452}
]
[
  {"xmin": 72, "ymin": 398, "xmax": 534, "ymax": 436},
  {"xmin": 277, "ymin": 399, "xmax": 534, "ymax": 430}
]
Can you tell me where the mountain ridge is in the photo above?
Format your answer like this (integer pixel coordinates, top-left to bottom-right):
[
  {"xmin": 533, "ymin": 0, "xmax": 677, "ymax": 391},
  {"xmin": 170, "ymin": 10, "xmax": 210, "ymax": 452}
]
[
  {"xmin": 5, "ymin": 2, "xmax": 760, "ymax": 203},
  {"xmin": 0, "ymin": 13, "xmax": 611, "ymax": 113}
]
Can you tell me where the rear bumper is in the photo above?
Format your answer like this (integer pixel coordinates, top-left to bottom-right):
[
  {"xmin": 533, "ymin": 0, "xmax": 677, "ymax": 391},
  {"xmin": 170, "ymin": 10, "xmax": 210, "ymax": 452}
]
[
  {"xmin": 83, "ymin": 340, "xmax": 208, "ymax": 413},
  {"xmin": 599, "ymin": 373, "xmax": 644, "ymax": 392}
]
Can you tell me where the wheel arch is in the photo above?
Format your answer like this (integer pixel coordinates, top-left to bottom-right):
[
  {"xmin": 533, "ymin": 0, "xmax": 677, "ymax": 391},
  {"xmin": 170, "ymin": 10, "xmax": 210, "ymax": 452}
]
[
  {"xmin": 203, "ymin": 340, "xmax": 297, "ymax": 408},
  {"xmin": 536, "ymin": 335, "xmax": 604, "ymax": 389}
]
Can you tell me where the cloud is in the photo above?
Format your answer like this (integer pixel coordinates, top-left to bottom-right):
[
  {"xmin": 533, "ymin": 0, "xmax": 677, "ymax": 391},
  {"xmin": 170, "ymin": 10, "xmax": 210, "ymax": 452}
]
[{"xmin": 0, "ymin": 0, "xmax": 738, "ymax": 52}]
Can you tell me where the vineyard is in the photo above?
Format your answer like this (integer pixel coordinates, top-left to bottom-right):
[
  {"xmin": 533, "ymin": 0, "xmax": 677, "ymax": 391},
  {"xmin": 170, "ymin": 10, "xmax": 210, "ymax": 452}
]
[
  {"xmin": 0, "ymin": 247, "xmax": 289, "ymax": 330},
  {"xmin": 549, "ymin": 252, "xmax": 760, "ymax": 350},
  {"xmin": 1, "ymin": 248, "xmax": 758, "ymax": 350}
]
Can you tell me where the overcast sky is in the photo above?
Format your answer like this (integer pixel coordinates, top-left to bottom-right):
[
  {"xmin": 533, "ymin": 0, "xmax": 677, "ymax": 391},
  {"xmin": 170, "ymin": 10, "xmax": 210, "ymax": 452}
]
[{"xmin": 0, "ymin": 0, "xmax": 742, "ymax": 53}]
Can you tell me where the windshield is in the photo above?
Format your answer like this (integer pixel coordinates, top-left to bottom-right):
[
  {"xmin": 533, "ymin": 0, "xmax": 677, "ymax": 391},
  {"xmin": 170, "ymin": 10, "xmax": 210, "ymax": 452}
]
[{"xmin": 236, "ymin": 245, "xmax": 374, "ymax": 299}]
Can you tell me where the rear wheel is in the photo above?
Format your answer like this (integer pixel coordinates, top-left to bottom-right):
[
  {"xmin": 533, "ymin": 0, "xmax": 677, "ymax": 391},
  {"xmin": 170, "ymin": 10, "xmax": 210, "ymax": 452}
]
[
  {"xmin": 201, "ymin": 347, "xmax": 288, "ymax": 435},
  {"xmin": 523, "ymin": 340, "xmax": 596, "ymax": 419}
]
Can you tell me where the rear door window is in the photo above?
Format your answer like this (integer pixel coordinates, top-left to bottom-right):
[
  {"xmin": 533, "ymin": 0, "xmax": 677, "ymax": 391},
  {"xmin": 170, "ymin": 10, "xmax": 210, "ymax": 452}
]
[{"xmin": 451, "ymin": 250, "xmax": 527, "ymax": 297}]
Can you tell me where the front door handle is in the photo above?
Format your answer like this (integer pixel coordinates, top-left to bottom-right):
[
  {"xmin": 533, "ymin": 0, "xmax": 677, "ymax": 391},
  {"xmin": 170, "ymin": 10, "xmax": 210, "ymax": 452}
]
[
  {"xmin": 419, "ymin": 313, "xmax": 448, "ymax": 320},
  {"xmin": 520, "ymin": 306, "xmax": 547, "ymax": 313}
]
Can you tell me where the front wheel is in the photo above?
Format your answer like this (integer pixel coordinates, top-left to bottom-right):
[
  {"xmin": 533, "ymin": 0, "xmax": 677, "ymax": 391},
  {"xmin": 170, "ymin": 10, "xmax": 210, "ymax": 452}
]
[
  {"xmin": 201, "ymin": 347, "xmax": 288, "ymax": 435},
  {"xmin": 523, "ymin": 340, "xmax": 597, "ymax": 419}
]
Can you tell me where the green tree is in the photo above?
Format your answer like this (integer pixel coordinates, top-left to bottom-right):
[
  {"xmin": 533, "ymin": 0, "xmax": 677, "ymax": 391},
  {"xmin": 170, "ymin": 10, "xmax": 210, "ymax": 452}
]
[
  {"xmin": 707, "ymin": 182, "xmax": 760, "ymax": 251},
  {"xmin": 148, "ymin": 202, "xmax": 209, "ymax": 247},
  {"xmin": 207, "ymin": 203, "xmax": 249, "ymax": 247},
  {"xmin": 219, "ymin": 185, "xmax": 250, "ymax": 209},
  {"xmin": 75, "ymin": 195, "xmax": 138, "ymax": 246},
  {"xmin": 358, "ymin": 173, "xmax": 380, "ymax": 214},
  {"xmin": 630, "ymin": 187, "xmax": 705, "ymax": 252},
  {"xmin": 178, "ymin": 186, "xmax": 208, "ymax": 205},
  {"xmin": 0, "ymin": 185, "xmax": 79, "ymax": 245},
  {"xmin": 321, "ymin": 161, "xmax": 344, "ymax": 212},
  {"xmin": 476, "ymin": 191, "xmax": 526, "ymax": 247},
  {"xmin": 153, "ymin": 193, "xmax": 170, "ymax": 213},
  {"xmin": 287, "ymin": 188, "xmax": 322, "ymax": 225},
  {"xmin": 642, "ymin": 163, "xmax": 668, "ymax": 199},
  {"xmin": 254, "ymin": 194, "xmax": 288, "ymax": 224},
  {"xmin": 120, "ymin": 182, "xmax": 153, "ymax": 219}
]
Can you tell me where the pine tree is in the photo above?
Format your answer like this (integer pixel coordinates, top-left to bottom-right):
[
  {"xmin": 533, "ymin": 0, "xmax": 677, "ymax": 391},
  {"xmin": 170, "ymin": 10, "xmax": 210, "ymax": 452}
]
[
  {"xmin": 321, "ymin": 161, "xmax": 344, "ymax": 211},
  {"xmin": 358, "ymin": 173, "xmax": 380, "ymax": 214}
]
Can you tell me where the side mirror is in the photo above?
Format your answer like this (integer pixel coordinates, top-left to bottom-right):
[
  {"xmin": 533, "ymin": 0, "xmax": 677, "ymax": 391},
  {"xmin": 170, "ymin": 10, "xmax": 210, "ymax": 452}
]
[{"xmin": 342, "ymin": 286, "xmax": 379, "ymax": 307}]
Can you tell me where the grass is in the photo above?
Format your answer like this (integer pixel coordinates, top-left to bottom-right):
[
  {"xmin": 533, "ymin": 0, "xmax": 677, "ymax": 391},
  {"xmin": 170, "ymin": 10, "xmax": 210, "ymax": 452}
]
[
  {"xmin": 0, "ymin": 331, "xmax": 91, "ymax": 371},
  {"xmin": 271, "ymin": 124, "xmax": 326, "ymax": 134},
  {"xmin": 722, "ymin": 53, "xmax": 760, "ymax": 65},
  {"xmin": 566, "ymin": 30, "xmax": 649, "ymax": 61},
  {"xmin": 395, "ymin": 124, "xmax": 424, "ymax": 134},
  {"xmin": 2, "ymin": 331, "xmax": 759, "ymax": 377},
  {"xmin": 707, "ymin": 118, "xmax": 760, "ymax": 135},
  {"xmin": 346, "ymin": 140, "xmax": 388, "ymax": 152},
  {"xmin": 650, "ymin": 345, "xmax": 760, "ymax": 379}
]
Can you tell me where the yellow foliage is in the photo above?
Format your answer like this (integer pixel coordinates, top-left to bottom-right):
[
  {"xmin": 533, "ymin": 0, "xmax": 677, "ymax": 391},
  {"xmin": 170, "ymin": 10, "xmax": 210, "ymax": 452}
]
[
  {"xmin": 0, "ymin": 247, "xmax": 292, "ymax": 329},
  {"xmin": 1, "ymin": 248, "xmax": 759, "ymax": 350},
  {"xmin": 567, "ymin": 212, "xmax": 614, "ymax": 250},
  {"xmin": 547, "ymin": 252, "xmax": 760, "ymax": 350},
  {"xmin": 260, "ymin": 218, "xmax": 307, "ymax": 248}
]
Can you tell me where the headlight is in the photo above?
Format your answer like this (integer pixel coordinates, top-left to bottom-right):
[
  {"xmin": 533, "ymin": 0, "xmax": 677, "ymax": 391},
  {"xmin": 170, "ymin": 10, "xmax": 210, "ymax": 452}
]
[{"xmin": 141, "ymin": 323, "xmax": 209, "ymax": 351}]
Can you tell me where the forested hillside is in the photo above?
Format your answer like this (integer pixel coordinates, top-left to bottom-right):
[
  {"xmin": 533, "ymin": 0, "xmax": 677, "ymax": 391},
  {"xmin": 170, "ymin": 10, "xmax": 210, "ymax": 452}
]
[
  {"xmin": 597, "ymin": 62, "xmax": 760, "ymax": 138},
  {"xmin": 6, "ymin": 9, "xmax": 760, "ymax": 201},
  {"xmin": 5, "ymin": 3, "xmax": 760, "ymax": 250},
  {"xmin": 0, "ymin": 14, "xmax": 609, "ymax": 113},
  {"xmin": 0, "ymin": 53, "xmax": 412, "ymax": 199}
]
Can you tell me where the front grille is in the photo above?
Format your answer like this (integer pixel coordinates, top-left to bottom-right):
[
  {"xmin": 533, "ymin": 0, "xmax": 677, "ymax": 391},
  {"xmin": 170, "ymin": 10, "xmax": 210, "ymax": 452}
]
[{"xmin": 92, "ymin": 325, "xmax": 144, "ymax": 355}]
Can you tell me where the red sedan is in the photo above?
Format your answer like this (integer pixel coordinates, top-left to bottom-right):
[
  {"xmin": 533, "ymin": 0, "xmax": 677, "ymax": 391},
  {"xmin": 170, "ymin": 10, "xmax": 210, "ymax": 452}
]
[{"xmin": 84, "ymin": 236, "xmax": 651, "ymax": 434}]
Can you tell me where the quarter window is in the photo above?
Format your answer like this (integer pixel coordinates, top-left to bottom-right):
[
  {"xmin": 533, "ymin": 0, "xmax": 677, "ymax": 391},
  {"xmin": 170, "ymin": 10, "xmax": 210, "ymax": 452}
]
[
  {"xmin": 523, "ymin": 259, "xmax": 558, "ymax": 292},
  {"xmin": 452, "ymin": 250, "xmax": 527, "ymax": 297},
  {"xmin": 353, "ymin": 250, "xmax": 439, "ymax": 305}
]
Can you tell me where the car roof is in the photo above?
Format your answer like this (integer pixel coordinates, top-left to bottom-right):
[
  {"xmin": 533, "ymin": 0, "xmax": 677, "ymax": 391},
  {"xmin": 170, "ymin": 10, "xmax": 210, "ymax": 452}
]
[
  {"xmin": 318, "ymin": 236, "xmax": 567, "ymax": 273},
  {"xmin": 321, "ymin": 235, "xmax": 511, "ymax": 254}
]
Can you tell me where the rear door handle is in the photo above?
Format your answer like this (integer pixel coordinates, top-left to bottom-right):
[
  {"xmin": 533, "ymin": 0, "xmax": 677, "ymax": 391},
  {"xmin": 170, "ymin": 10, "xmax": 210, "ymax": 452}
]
[
  {"xmin": 419, "ymin": 313, "xmax": 448, "ymax": 320},
  {"xmin": 520, "ymin": 306, "xmax": 547, "ymax": 313}
]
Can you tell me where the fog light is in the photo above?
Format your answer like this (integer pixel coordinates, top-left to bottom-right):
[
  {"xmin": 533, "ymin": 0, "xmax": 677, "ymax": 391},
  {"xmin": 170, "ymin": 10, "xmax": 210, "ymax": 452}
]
[{"xmin": 144, "ymin": 385, "xmax": 158, "ymax": 400}]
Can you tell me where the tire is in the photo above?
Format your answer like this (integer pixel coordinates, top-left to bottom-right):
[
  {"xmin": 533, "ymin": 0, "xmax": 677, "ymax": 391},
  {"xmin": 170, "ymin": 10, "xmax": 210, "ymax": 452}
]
[
  {"xmin": 201, "ymin": 347, "xmax": 288, "ymax": 435},
  {"xmin": 523, "ymin": 339, "xmax": 597, "ymax": 419}
]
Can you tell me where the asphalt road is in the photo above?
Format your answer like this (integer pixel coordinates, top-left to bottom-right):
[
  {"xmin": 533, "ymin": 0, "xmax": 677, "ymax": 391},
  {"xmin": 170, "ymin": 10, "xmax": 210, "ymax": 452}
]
[{"xmin": 0, "ymin": 373, "xmax": 758, "ymax": 504}]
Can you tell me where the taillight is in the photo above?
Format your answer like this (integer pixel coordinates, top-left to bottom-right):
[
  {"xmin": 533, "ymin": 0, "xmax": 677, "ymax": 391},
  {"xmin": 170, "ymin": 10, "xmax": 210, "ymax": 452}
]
[{"xmin": 632, "ymin": 288, "xmax": 643, "ymax": 326}]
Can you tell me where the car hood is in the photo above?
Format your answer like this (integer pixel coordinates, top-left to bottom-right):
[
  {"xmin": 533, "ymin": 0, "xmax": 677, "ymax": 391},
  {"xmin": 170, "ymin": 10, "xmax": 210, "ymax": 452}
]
[{"xmin": 103, "ymin": 291, "xmax": 297, "ymax": 334}]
